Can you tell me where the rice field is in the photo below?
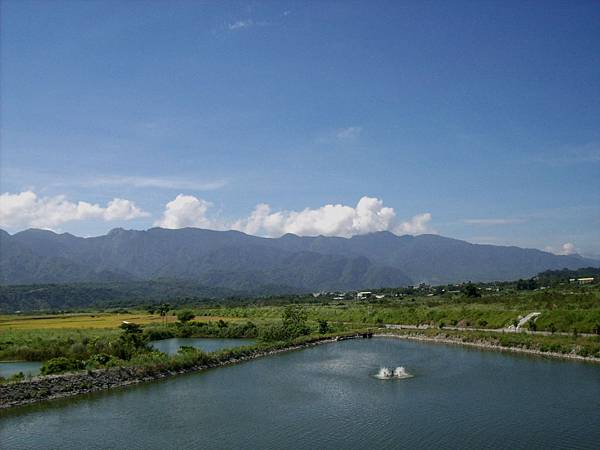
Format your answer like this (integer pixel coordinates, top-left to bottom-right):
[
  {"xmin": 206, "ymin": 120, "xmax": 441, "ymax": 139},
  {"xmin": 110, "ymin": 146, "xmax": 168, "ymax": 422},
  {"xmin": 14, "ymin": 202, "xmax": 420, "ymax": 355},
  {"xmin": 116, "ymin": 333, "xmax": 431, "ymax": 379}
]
[{"xmin": 0, "ymin": 313, "xmax": 241, "ymax": 330}]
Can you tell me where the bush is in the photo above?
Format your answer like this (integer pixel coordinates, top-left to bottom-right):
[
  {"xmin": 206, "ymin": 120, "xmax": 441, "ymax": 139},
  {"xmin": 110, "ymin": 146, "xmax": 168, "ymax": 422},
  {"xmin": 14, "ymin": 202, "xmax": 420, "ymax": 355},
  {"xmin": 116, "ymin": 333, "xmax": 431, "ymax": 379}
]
[
  {"xmin": 85, "ymin": 353, "xmax": 113, "ymax": 368},
  {"xmin": 318, "ymin": 319, "xmax": 330, "ymax": 334},
  {"xmin": 41, "ymin": 357, "xmax": 84, "ymax": 375},
  {"xmin": 177, "ymin": 310, "xmax": 195, "ymax": 323},
  {"xmin": 259, "ymin": 324, "xmax": 290, "ymax": 342}
]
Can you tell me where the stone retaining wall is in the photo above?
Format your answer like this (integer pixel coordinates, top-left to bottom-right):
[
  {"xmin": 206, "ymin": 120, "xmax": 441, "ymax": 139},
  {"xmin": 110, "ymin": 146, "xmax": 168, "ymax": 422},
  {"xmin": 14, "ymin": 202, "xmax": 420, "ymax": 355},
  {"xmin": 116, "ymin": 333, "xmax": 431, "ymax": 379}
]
[{"xmin": 0, "ymin": 336, "xmax": 347, "ymax": 409}]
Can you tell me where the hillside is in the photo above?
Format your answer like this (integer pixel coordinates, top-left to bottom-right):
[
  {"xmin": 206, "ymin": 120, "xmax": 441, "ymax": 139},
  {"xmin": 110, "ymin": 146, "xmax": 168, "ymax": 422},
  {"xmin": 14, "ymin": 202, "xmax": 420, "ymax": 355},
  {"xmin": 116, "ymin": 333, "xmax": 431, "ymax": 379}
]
[{"xmin": 1, "ymin": 227, "xmax": 596, "ymax": 291}]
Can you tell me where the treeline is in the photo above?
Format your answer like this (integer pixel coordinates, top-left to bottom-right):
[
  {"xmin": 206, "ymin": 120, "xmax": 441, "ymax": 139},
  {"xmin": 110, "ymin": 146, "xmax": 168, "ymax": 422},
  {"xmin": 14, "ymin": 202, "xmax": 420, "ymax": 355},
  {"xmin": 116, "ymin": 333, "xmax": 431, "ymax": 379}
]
[
  {"xmin": 0, "ymin": 281, "xmax": 255, "ymax": 313},
  {"xmin": 536, "ymin": 267, "xmax": 600, "ymax": 284},
  {"xmin": 2, "ymin": 266, "xmax": 599, "ymax": 313}
]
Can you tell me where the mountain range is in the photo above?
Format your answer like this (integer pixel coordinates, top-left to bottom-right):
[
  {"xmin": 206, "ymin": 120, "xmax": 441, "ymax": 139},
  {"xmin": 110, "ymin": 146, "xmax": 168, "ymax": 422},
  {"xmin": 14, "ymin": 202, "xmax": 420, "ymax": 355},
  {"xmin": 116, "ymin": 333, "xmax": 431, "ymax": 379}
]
[{"xmin": 1, "ymin": 227, "xmax": 597, "ymax": 291}]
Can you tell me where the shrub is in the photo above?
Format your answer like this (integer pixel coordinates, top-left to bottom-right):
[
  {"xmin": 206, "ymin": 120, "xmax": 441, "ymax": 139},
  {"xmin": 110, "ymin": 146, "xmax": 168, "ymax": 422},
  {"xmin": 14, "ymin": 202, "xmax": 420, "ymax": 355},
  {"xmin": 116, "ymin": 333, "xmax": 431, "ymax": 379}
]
[
  {"xmin": 177, "ymin": 310, "xmax": 195, "ymax": 323},
  {"xmin": 318, "ymin": 319, "xmax": 330, "ymax": 334},
  {"xmin": 86, "ymin": 353, "xmax": 113, "ymax": 368},
  {"xmin": 259, "ymin": 324, "xmax": 289, "ymax": 342},
  {"xmin": 41, "ymin": 357, "xmax": 84, "ymax": 375}
]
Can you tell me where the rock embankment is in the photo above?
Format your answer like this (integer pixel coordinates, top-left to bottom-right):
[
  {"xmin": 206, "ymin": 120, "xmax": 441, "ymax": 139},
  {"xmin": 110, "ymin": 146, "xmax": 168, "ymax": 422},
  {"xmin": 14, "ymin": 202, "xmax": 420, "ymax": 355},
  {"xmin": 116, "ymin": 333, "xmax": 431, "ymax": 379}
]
[{"xmin": 1, "ymin": 336, "xmax": 355, "ymax": 409}]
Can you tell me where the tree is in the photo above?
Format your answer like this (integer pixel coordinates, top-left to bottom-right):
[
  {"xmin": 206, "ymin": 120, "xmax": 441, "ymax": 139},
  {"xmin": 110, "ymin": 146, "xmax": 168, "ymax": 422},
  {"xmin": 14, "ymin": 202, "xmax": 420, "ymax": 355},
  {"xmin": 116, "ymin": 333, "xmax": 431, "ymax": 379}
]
[
  {"xmin": 157, "ymin": 303, "xmax": 171, "ymax": 325},
  {"xmin": 463, "ymin": 282, "xmax": 481, "ymax": 298},
  {"xmin": 177, "ymin": 310, "xmax": 195, "ymax": 323},
  {"xmin": 318, "ymin": 319, "xmax": 329, "ymax": 334},
  {"xmin": 516, "ymin": 278, "xmax": 538, "ymax": 291},
  {"xmin": 281, "ymin": 305, "xmax": 309, "ymax": 338},
  {"xmin": 119, "ymin": 322, "xmax": 144, "ymax": 347},
  {"xmin": 528, "ymin": 320, "xmax": 537, "ymax": 332}
]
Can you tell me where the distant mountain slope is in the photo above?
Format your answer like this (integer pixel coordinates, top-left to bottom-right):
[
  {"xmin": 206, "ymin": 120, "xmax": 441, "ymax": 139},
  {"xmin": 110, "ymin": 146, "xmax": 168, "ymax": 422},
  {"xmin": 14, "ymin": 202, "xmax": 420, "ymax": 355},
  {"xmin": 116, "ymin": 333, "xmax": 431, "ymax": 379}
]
[
  {"xmin": 0, "ymin": 227, "xmax": 596, "ymax": 289},
  {"xmin": 0, "ymin": 228, "xmax": 411, "ymax": 291},
  {"xmin": 270, "ymin": 231, "xmax": 597, "ymax": 284}
]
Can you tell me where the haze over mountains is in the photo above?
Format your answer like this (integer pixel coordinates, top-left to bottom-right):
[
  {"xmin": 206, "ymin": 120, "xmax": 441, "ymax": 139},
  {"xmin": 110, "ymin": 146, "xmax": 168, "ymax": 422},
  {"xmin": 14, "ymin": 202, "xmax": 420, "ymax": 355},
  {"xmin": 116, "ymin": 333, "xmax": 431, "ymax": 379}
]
[{"xmin": 1, "ymin": 227, "xmax": 596, "ymax": 292}]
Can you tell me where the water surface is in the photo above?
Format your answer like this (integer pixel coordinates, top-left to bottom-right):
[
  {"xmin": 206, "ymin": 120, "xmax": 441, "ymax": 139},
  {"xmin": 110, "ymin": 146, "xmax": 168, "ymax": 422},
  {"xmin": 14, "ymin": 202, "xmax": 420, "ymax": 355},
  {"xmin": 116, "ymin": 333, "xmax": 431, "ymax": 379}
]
[
  {"xmin": 2, "ymin": 338, "xmax": 599, "ymax": 449},
  {"xmin": 0, "ymin": 361, "xmax": 42, "ymax": 378},
  {"xmin": 149, "ymin": 337, "xmax": 256, "ymax": 355}
]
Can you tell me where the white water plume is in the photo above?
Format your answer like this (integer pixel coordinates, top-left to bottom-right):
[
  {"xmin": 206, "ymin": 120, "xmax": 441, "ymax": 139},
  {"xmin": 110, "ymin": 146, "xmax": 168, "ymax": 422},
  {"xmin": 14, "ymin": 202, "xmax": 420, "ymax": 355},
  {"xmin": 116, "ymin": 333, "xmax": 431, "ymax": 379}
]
[{"xmin": 374, "ymin": 366, "xmax": 412, "ymax": 380}]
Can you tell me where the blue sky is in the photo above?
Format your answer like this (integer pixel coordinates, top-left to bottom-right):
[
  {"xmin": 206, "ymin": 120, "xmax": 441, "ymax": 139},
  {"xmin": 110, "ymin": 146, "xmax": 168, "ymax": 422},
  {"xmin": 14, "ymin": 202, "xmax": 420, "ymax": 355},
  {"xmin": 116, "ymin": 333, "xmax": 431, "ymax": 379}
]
[{"xmin": 1, "ymin": 0, "xmax": 599, "ymax": 257}]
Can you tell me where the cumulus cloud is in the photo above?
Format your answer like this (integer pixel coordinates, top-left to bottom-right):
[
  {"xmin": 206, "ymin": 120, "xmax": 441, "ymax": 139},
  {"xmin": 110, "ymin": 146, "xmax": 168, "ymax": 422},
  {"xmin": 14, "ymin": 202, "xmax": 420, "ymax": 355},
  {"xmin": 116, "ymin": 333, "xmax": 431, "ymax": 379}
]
[
  {"xmin": 155, "ymin": 194, "xmax": 433, "ymax": 238},
  {"xmin": 232, "ymin": 196, "xmax": 397, "ymax": 237},
  {"xmin": 395, "ymin": 213, "xmax": 432, "ymax": 235},
  {"xmin": 0, "ymin": 191, "xmax": 148, "ymax": 229},
  {"xmin": 154, "ymin": 194, "xmax": 214, "ymax": 229},
  {"xmin": 545, "ymin": 242, "xmax": 578, "ymax": 256}
]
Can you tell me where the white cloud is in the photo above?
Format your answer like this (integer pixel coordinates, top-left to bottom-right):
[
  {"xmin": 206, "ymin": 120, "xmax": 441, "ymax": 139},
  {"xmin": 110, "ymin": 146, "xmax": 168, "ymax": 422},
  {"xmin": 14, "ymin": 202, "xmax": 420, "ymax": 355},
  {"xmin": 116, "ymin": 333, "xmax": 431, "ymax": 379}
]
[
  {"xmin": 228, "ymin": 19, "xmax": 253, "ymax": 30},
  {"xmin": 315, "ymin": 126, "xmax": 363, "ymax": 145},
  {"xmin": 154, "ymin": 195, "xmax": 432, "ymax": 238},
  {"xmin": 336, "ymin": 126, "xmax": 362, "ymax": 141},
  {"xmin": 0, "ymin": 191, "xmax": 148, "ymax": 230},
  {"xmin": 227, "ymin": 18, "xmax": 270, "ymax": 31},
  {"xmin": 88, "ymin": 176, "xmax": 227, "ymax": 191},
  {"xmin": 395, "ymin": 213, "xmax": 433, "ymax": 235},
  {"xmin": 103, "ymin": 198, "xmax": 148, "ymax": 221},
  {"xmin": 234, "ymin": 196, "xmax": 432, "ymax": 237},
  {"xmin": 464, "ymin": 218, "xmax": 525, "ymax": 225},
  {"xmin": 154, "ymin": 194, "xmax": 214, "ymax": 229},
  {"xmin": 545, "ymin": 242, "xmax": 578, "ymax": 255}
]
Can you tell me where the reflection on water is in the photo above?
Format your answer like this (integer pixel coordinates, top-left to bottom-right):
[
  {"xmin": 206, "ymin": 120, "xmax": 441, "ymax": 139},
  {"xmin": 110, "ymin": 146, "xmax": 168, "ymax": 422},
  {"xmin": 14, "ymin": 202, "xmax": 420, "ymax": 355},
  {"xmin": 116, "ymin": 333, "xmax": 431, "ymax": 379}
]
[
  {"xmin": 0, "ymin": 361, "xmax": 42, "ymax": 378},
  {"xmin": 149, "ymin": 338, "xmax": 256, "ymax": 355}
]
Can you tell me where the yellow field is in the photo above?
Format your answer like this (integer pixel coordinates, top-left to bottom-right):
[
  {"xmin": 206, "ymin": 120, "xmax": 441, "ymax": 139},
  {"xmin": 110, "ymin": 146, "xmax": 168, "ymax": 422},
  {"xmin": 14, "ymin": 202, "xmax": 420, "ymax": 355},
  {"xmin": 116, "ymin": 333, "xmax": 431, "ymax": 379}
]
[{"xmin": 0, "ymin": 313, "xmax": 239, "ymax": 330}]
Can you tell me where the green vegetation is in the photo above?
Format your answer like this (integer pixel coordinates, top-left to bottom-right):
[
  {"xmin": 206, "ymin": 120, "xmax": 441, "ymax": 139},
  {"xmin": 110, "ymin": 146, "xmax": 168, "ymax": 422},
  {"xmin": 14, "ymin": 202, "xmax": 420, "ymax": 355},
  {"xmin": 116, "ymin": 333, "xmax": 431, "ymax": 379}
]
[
  {"xmin": 197, "ymin": 286, "xmax": 600, "ymax": 334},
  {"xmin": 386, "ymin": 328, "xmax": 600, "ymax": 359},
  {"xmin": 0, "ymin": 305, "xmax": 341, "ymax": 379},
  {"xmin": 176, "ymin": 310, "xmax": 195, "ymax": 323},
  {"xmin": 1, "ymin": 283, "xmax": 599, "ymax": 384}
]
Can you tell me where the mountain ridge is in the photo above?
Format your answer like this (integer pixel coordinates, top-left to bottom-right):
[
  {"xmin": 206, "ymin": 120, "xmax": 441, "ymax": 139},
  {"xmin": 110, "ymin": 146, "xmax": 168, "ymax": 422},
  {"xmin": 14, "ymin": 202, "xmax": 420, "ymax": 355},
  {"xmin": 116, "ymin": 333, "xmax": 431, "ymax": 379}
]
[{"xmin": 1, "ymin": 227, "xmax": 597, "ymax": 290}]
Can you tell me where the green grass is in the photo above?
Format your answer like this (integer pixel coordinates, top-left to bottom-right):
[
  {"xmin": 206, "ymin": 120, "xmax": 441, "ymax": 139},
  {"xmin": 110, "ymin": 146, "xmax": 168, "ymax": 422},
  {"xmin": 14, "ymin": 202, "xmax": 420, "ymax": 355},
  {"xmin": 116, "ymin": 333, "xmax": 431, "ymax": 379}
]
[
  {"xmin": 0, "ymin": 328, "xmax": 120, "ymax": 361},
  {"xmin": 2, "ymin": 286, "xmax": 599, "ymax": 369},
  {"xmin": 197, "ymin": 288, "xmax": 600, "ymax": 333},
  {"xmin": 384, "ymin": 328, "xmax": 600, "ymax": 358}
]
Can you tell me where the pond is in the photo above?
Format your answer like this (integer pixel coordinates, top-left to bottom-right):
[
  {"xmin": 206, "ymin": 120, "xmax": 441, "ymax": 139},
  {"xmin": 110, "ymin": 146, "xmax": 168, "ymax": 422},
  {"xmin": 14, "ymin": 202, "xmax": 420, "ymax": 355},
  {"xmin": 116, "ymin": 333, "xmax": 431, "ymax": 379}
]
[
  {"xmin": 148, "ymin": 337, "xmax": 256, "ymax": 355},
  {"xmin": 2, "ymin": 338, "xmax": 599, "ymax": 449},
  {"xmin": 0, "ymin": 361, "xmax": 42, "ymax": 378}
]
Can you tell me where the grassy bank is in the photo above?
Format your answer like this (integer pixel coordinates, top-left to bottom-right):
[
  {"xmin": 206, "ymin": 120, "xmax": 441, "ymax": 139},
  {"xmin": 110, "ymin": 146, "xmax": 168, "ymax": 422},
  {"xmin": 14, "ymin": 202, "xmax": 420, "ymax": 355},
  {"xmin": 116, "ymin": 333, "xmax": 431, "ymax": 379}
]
[
  {"xmin": 193, "ymin": 288, "xmax": 600, "ymax": 333},
  {"xmin": 381, "ymin": 328, "xmax": 600, "ymax": 359}
]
